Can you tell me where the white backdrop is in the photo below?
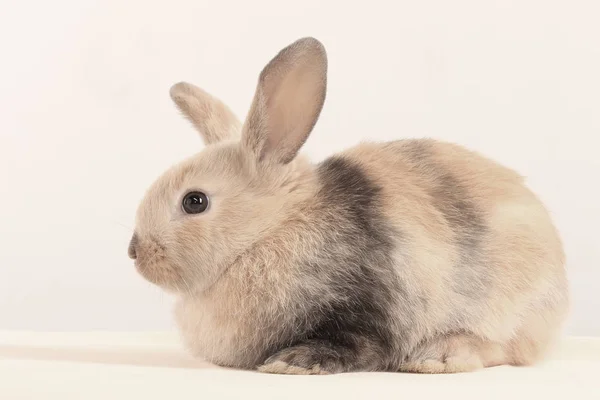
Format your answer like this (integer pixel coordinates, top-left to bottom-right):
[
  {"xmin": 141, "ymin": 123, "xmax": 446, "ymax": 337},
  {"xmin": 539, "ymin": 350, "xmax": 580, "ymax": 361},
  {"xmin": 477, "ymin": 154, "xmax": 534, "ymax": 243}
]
[{"xmin": 0, "ymin": 0, "xmax": 598, "ymax": 335}]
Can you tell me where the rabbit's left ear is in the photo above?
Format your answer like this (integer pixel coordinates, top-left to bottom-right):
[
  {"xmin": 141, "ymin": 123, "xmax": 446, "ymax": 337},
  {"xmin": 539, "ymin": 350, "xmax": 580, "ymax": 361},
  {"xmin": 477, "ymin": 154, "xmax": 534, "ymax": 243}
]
[
  {"xmin": 241, "ymin": 37, "xmax": 328, "ymax": 165},
  {"xmin": 170, "ymin": 82, "xmax": 241, "ymax": 145}
]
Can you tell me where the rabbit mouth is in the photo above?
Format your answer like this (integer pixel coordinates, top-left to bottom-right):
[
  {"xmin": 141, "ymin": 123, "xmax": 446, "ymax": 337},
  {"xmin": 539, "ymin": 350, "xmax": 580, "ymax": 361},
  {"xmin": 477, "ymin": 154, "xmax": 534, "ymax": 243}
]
[{"xmin": 132, "ymin": 237, "xmax": 187, "ymax": 291}]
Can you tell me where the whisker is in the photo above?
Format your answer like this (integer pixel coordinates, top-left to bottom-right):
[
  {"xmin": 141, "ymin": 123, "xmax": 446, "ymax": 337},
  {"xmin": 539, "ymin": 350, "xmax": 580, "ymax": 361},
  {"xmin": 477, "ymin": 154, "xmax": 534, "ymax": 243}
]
[{"xmin": 111, "ymin": 220, "xmax": 135, "ymax": 232}]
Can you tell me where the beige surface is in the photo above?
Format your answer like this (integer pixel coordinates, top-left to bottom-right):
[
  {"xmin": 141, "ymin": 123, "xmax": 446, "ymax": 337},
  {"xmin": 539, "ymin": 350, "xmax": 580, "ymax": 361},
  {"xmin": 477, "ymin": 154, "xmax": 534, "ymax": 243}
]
[{"xmin": 0, "ymin": 332, "xmax": 598, "ymax": 400}]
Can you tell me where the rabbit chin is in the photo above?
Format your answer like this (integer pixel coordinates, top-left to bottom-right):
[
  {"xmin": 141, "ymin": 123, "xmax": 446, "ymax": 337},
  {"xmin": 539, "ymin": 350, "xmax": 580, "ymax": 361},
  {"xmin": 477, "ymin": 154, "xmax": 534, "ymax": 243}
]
[{"xmin": 135, "ymin": 258, "xmax": 188, "ymax": 293}]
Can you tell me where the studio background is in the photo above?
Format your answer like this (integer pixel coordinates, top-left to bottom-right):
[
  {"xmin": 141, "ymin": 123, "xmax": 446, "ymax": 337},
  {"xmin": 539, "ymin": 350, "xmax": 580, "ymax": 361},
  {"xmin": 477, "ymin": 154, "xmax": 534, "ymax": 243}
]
[{"xmin": 1, "ymin": 0, "xmax": 598, "ymax": 335}]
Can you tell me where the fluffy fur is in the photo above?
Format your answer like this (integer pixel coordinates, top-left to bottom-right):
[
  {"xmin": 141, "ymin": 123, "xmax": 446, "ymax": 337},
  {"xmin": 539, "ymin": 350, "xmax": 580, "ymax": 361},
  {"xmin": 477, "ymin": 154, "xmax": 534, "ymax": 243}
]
[{"xmin": 129, "ymin": 37, "xmax": 569, "ymax": 375}]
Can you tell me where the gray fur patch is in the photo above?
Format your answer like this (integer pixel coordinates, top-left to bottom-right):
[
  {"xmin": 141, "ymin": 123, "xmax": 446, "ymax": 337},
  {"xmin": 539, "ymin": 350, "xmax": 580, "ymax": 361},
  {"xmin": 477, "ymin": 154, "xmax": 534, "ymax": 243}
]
[
  {"xmin": 262, "ymin": 157, "xmax": 408, "ymax": 372},
  {"xmin": 399, "ymin": 140, "xmax": 489, "ymax": 298}
]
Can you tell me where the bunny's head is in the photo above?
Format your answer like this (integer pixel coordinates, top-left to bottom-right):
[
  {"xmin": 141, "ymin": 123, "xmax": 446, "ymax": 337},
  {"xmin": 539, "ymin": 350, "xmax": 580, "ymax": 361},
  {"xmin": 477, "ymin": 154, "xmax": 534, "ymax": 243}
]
[{"xmin": 128, "ymin": 38, "xmax": 327, "ymax": 293}]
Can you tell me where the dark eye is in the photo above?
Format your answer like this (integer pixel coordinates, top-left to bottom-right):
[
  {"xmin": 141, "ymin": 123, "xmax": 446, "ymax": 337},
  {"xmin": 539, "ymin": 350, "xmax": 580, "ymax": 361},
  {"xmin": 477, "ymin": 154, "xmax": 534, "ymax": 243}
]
[{"xmin": 182, "ymin": 191, "xmax": 209, "ymax": 214}]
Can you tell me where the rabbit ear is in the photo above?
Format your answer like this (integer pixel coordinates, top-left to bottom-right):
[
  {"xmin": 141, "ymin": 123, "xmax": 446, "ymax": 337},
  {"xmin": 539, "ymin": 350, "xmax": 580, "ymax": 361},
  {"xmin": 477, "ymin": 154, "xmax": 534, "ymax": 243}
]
[
  {"xmin": 170, "ymin": 82, "xmax": 241, "ymax": 145},
  {"xmin": 241, "ymin": 37, "xmax": 327, "ymax": 164}
]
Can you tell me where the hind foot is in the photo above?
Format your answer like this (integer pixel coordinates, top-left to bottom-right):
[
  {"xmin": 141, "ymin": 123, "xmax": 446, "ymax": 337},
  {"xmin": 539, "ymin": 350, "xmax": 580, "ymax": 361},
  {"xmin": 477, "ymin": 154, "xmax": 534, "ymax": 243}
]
[
  {"xmin": 399, "ymin": 354, "xmax": 483, "ymax": 373},
  {"xmin": 399, "ymin": 333, "xmax": 505, "ymax": 374}
]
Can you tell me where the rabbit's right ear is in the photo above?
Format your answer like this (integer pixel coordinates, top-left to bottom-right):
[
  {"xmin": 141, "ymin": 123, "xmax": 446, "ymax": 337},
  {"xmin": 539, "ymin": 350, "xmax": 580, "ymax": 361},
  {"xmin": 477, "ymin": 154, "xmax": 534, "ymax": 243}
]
[
  {"xmin": 170, "ymin": 82, "xmax": 241, "ymax": 145},
  {"xmin": 241, "ymin": 37, "xmax": 327, "ymax": 165}
]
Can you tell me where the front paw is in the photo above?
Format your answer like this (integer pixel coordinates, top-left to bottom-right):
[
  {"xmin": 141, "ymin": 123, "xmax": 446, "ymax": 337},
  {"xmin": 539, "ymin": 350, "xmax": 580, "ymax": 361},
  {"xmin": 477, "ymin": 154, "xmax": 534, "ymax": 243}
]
[{"xmin": 257, "ymin": 344, "xmax": 338, "ymax": 375}]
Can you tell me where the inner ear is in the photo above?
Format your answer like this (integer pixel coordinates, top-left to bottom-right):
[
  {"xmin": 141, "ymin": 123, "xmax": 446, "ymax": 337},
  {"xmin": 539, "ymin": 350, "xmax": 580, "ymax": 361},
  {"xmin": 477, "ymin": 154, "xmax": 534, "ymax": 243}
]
[{"xmin": 242, "ymin": 37, "xmax": 328, "ymax": 164}]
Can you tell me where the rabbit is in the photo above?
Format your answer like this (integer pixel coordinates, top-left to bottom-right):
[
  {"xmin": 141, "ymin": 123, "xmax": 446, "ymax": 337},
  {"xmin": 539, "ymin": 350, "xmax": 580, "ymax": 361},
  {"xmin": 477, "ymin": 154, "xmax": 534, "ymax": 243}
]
[{"xmin": 128, "ymin": 37, "xmax": 569, "ymax": 375}]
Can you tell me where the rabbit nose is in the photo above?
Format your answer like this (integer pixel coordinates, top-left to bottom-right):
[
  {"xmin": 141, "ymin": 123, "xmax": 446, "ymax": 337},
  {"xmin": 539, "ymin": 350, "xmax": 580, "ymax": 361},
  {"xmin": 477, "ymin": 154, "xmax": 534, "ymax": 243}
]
[{"xmin": 128, "ymin": 233, "xmax": 138, "ymax": 260}]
